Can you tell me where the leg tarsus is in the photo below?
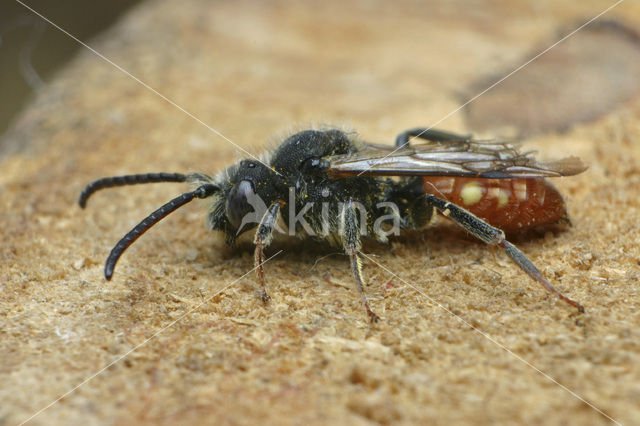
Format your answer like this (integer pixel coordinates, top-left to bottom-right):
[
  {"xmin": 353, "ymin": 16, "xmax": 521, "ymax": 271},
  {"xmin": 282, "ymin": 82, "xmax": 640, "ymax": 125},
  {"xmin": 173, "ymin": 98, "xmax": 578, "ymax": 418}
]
[
  {"xmin": 342, "ymin": 200, "xmax": 380, "ymax": 322},
  {"xmin": 498, "ymin": 240, "xmax": 585, "ymax": 313},
  {"xmin": 254, "ymin": 243, "xmax": 271, "ymax": 303},
  {"xmin": 349, "ymin": 251, "xmax": 380, "ymax": 323},
  {"xmin": 252, "ymin": 201, "xmax": 282, "ymax": 304},
  {"xmin": 425, "ymin": 194, "xmax": 584, "ymax": 312}
]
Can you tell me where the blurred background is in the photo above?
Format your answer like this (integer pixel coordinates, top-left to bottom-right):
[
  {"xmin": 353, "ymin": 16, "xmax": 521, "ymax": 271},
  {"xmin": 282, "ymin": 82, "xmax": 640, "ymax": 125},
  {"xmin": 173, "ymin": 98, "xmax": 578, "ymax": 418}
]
[
  {"xmin": 0, "ymin": 0, "xmax": 142, "ymax": 137},
  {"xmin": 3, "ymin": 0, "xmax": 639, "ymax": 149}
]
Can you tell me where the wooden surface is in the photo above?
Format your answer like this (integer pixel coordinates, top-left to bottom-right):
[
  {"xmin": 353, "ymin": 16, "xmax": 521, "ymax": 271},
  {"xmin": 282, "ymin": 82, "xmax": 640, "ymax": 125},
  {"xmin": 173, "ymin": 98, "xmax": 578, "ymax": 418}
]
[{"xmin": 2, "ymin": 0, "xmax": 640, "ymax": 424}]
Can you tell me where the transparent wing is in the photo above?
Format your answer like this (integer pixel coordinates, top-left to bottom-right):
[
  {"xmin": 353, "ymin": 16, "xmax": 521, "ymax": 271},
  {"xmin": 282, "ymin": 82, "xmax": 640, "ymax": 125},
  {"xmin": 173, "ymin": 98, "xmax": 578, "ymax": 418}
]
[{"xmin": 327, "ymin": 139, "xmax": 587, "ymax": 179}]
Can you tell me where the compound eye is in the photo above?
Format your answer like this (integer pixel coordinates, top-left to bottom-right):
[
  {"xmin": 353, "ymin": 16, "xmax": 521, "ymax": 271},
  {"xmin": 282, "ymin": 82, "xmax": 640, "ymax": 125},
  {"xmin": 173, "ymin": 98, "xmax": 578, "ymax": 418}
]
[{"xmin": 226, "ymin": 180, "xmax": 256, "ymax": 229}]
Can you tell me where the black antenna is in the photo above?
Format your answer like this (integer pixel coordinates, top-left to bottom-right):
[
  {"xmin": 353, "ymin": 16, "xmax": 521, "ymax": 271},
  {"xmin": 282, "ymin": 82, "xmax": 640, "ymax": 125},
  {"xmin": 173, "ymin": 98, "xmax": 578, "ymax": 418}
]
[
  {"xmin": 78, "ymin": 173, "xmax": 188, "ymax": 208},
  {"xmin": 104, "ymin": 184, "xmax": 219, "ymax": 280}
]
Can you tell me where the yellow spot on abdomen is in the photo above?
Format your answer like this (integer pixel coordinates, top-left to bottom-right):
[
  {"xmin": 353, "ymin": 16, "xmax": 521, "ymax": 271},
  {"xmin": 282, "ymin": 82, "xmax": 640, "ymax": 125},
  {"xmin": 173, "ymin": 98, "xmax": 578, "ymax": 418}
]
[
  {"xmin": 497, "ymin": 188, "xmax": 509, "ymax": 208},
  {"xmin": 514, "ymin": 181, "xmax": 527, "ymax": 202},
  {"xmin": 487, "ymin": 187, "xmax": 509, "ymax": 208},
  {"xmin": 460, "ymin": 182, "xmax": 483, "ymax": 206}
]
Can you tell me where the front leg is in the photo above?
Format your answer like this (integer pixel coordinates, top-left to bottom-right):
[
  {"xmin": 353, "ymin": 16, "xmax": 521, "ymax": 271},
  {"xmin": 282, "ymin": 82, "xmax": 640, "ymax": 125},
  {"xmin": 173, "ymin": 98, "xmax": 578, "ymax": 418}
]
[
  {"xmin": 253, "ymin": 201, "xmax": 282, "ymax": 303},
  {"xmin": 425, "ymin": 194, "xmax": 584, "ymax": 312},
  {"xmin": 341, "ymin": 200, "xmax": 380, "ymax": 322}
]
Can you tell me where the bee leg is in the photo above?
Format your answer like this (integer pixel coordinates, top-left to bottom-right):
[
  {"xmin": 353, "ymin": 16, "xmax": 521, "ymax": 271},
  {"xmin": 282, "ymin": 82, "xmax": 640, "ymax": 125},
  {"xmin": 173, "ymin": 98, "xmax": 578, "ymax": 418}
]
[
  {"xmin": 395, "ymin": 128, "xmax": 472, "ymax": 148},
  {"xmin": 342, "ymin": 200, "xmax": 380, "ymax": 322},
  {"xmin": 425, "ymin": 194, "xmax": 585, "ymax": 313},
  {"xmin": 253, "ymin": 201, "xmax": 282, "ymax": 303}
]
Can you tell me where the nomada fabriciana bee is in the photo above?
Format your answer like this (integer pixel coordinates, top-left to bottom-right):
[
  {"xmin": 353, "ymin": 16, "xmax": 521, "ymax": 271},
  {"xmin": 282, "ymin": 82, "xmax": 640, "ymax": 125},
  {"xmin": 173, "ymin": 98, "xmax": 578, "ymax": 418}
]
[{"xmin": 79, "ymin": 127, "xmax": 587, "ymax": 321}]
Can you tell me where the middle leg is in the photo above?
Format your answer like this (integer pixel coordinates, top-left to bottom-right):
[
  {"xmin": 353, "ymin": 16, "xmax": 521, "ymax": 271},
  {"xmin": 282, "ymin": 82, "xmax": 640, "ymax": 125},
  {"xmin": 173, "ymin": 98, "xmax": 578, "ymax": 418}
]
[{"xmin": 341, "ymin": 200, "xmax": 380, "ymax": 322}]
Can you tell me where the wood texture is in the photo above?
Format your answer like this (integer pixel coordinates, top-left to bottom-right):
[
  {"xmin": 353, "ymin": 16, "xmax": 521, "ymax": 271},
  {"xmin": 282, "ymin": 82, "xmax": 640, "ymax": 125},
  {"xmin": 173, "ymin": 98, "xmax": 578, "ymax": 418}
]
[{"xmin": 2, "ymin": 0, "xmax": 639, "ymax": 424}]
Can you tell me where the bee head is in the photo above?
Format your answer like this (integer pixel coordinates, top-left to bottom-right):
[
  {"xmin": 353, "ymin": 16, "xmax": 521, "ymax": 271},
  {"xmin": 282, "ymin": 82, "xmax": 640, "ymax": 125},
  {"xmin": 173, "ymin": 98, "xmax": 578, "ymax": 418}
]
[
  {"xmin": 209, "ymin": 159, "xmax": 282, "ymax": 241},
  {"xmin": 226, "ymin": 179, "xmax": 256, "ymax": 230}
]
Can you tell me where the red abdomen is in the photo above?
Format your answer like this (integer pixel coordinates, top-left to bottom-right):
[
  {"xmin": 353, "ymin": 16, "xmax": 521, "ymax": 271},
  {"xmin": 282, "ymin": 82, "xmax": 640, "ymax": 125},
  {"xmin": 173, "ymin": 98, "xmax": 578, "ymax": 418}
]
[{"xmin": 422, "ymin": 177, "xmax": 569, "ymax": 233}]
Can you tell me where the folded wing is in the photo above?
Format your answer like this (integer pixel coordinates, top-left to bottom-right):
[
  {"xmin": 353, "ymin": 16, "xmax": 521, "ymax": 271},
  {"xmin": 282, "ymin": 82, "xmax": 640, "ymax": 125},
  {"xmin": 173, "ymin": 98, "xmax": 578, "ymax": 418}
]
[{"xmin": 327, "ymin": 139, "xmax": 587, "ymax": 179}]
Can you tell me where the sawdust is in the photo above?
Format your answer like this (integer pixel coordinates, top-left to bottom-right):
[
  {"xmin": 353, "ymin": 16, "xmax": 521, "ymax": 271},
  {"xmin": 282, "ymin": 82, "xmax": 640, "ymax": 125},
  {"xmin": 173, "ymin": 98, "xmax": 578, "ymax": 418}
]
[{"xmin": 1, "ymin": 0, "xmax": 639, "ymax": 425}]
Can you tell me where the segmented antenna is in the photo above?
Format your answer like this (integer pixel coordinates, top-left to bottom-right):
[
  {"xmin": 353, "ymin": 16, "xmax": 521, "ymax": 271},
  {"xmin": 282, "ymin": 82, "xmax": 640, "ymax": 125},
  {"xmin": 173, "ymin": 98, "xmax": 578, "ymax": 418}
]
[
  {"xmin": 78, "ymin": 173, "xmax": 188, "ymax": 208},
  {"xmin": 104, "ymin": 184, "xmax": 219, "ymax": 280}
]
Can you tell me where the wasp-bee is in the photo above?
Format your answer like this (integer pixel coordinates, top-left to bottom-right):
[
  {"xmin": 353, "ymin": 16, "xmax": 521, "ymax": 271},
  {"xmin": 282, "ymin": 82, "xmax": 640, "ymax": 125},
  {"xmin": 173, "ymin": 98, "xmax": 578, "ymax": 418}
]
[{"xmin": 79, "ymin": 127, "xmax": 587, "ymax": 321}]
